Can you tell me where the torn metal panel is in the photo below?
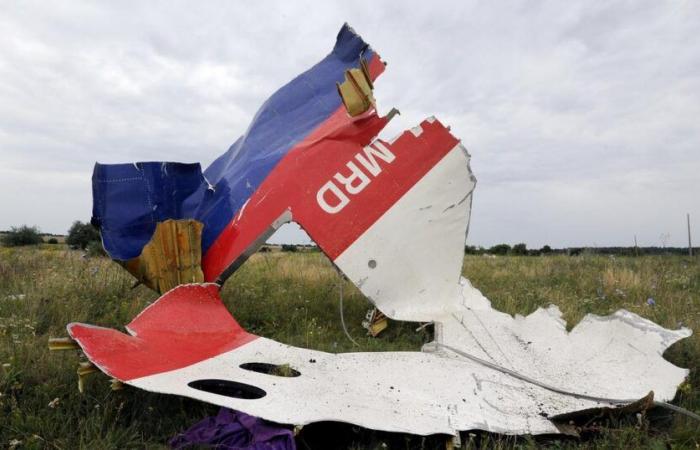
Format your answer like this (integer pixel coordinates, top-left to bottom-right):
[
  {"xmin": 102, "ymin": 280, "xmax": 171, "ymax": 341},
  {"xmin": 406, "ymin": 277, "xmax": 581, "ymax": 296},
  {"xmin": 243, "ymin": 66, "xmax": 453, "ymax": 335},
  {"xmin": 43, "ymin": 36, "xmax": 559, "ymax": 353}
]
[
  {"xmin": 91, "ymin": 161, "xmax": 206, "ymax": 261},
  {"xmin": 203, "ymin": 116, "xmax": 460, "ymax": 286},
  {"xmin": 439, "ymin": 278, "xmax": 691, "ymax": 404},
  {"xmin": 67, "ymin": 282, "xmax": 690, "ymax": 436},
  {"xmin": 362, "ymin": 308, "xmax": 388, "ymax": 337},
  {"xmin": 68, "ymin": 111, "xmax": 692, "ymax": 435},
  {"xmin": 331, "ymin": 122, "xmax": 474, "ymax": 322},
  {"xmin": 123, "ymin": 219, "xmax": 204, "ymax": 294},
  {"xmin": 90, "ymin": 24, "xmax": 385, "ymax": 285},
  {"xmin": 66, "ymin": 23, "xmax": 694, "ymax": 437}
]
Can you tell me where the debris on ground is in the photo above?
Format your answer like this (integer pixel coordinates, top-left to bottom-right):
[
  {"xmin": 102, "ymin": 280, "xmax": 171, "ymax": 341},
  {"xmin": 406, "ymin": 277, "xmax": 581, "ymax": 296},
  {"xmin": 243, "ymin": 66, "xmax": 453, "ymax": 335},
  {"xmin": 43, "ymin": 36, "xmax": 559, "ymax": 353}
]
[{"xmin": 53, "ymin": 23, "xmax": 694, "ymax": 438}]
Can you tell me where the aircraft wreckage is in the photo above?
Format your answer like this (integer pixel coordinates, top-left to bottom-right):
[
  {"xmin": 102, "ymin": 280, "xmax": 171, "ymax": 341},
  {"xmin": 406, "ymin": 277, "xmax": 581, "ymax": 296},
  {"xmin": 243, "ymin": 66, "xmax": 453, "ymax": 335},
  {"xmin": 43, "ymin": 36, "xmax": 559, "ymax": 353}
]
[{"xmin": 52, "ymin": 24, "xmax": 694, "ymax": 437}]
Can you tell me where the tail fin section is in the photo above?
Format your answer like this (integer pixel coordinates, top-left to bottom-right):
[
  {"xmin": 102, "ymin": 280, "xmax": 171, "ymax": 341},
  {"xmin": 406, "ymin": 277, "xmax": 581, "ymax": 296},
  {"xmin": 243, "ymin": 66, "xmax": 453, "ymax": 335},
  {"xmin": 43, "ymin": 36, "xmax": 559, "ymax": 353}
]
[{"xmin": 68, "ymin": 284, "xmax": 255, "ymax": 381}]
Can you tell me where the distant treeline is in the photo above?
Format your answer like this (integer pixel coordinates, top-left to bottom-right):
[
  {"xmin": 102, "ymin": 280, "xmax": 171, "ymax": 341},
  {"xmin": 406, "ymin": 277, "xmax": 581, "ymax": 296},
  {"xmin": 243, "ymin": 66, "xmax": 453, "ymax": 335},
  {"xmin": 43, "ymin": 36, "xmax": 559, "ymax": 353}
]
[
  {"xmin": 3, "ymin": 225, "xmax": 695, "ymax": 257},
  {"xmin": 0, "ymin": 231, "xmax": 64, "ymax": 237},
  {"xmin": 264, "ymin": 243, "xmax": 696, "ymax": 256},
  {"xmin": 466, "ymin": 243, "xmax": 697, "ymax": 256}
]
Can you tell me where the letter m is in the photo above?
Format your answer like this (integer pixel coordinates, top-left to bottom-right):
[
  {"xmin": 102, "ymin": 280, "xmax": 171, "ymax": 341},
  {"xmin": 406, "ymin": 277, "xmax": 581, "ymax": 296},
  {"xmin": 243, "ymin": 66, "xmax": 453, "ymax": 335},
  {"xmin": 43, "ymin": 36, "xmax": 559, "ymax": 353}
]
[{"xmin": 355, "ymin": 142, "xmax": 395, "ymax": 176}]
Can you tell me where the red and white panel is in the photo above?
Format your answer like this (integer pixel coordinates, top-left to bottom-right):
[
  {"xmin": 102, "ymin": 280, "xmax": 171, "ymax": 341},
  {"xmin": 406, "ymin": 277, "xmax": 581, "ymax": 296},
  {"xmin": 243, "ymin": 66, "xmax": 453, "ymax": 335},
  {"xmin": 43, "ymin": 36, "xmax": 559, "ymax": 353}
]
[
  {"xmin": 331, "ymin": 123, "xmax": 475, "ymax": 321},
  {"xmin": 67, "ymin": 282, "xmax": 691, "ymax": 436},
  {"xmin": 68, "ymin": 117, "xmax": 692, "ymax": 436}
]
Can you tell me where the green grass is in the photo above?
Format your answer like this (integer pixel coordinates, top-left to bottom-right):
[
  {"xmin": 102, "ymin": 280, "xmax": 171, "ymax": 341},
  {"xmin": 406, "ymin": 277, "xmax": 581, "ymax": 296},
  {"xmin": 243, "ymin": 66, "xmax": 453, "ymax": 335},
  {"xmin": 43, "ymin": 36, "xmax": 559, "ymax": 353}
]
[{"xmin": 0, "ymin": 247, "xmax": 698, "ymax": 449}]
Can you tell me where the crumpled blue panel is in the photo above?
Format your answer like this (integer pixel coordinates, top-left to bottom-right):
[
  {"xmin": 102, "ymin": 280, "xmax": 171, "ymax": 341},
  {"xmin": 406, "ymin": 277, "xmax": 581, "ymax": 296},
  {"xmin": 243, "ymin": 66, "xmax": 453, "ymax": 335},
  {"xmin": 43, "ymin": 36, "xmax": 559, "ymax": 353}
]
[
  {"xmin": 91, "ymin": 162, "xmax": 209, "ymax": 260},
  {"xmin": 92, "ymin": 24, "xmax": 373, "ymax": 261}
]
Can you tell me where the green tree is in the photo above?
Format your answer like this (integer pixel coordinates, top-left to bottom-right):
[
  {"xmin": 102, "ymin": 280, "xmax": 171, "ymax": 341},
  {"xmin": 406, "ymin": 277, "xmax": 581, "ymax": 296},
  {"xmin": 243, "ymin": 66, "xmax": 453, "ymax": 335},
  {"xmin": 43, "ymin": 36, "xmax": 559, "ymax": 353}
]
[
  {"xmin": 511, "ymin": 243, "xmax": 528, "ymax": 255},
  {"xmin": 85, "ymin": 240, "xmax": 107, "ymax": 257},
  {"xmin": 464, "ymin": 245, "xmax": 480, "ymax": 255},
  {"xmin": 1, "ymin": 225, "xmax": 43, "ymax": 247},
  {"xmin": 488, "ymin": 244, "xmax": 511, "ymax": 255},
  {"xmin": 540, "ymin": 245, "xmax": 552, "ymax": 254},
  {"xmin": 66, "ymin": 221, "xmax": 101, "ymax": 250}
]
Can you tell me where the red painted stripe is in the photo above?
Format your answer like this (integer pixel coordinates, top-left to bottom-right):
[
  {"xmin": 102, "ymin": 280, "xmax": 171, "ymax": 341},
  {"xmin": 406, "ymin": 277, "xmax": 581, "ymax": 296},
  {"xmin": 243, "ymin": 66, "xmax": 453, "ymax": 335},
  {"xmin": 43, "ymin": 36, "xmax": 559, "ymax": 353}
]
[
  {"xmin": 202, "ymin": 54, "xmax": 386, "ymax": 280},
  {"xmin": 201, "ymin": 55, "xmax": 459, "ymax": 281},
  {"xmin": 203, "ymin": 117, "xmax": 459, "ymax": 282},
  {"xmin": 297, "ymin": 119, "xmax": 459, "ymax": 260},
  {"xmin": 68, "ymin": 284, "xmax": 256, "ymax": 381}
]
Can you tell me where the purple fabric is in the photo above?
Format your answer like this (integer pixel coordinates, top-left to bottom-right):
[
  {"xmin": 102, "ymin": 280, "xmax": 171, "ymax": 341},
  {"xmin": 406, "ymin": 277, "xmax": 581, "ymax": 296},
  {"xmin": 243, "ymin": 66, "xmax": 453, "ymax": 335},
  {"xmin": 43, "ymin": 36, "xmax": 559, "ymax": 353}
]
[{"xmin": 170, "ymin": 408, "xmax": 295, "ymax": 450}]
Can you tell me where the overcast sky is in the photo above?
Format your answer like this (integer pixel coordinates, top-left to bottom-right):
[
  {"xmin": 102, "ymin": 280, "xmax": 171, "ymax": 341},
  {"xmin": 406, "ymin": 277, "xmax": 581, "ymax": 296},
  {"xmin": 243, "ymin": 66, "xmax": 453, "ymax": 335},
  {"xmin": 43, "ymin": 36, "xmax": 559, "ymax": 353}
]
[{"xmin": 1, "ymin": 1, "xmax": 698, "ymax": 248}]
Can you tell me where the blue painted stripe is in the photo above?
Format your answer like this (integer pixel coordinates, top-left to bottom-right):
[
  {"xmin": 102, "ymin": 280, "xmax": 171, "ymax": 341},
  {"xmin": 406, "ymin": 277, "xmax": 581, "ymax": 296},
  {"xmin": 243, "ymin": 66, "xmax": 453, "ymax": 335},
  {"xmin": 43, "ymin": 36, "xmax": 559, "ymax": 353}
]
[
  {"xmin": 92, "ymin": 24, "xmax": 374, "ymax": 260},
  {"xmin": 91, "ymin": 162, "xmax": 206, "ymax": 260}
]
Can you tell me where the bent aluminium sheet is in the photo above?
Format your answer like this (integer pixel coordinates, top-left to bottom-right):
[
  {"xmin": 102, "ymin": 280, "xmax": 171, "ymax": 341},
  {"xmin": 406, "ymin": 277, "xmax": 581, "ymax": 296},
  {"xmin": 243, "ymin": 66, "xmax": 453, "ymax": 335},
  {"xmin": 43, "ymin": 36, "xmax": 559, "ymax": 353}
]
[
  {"xmin": 72, "ymin": 24, "xmax": 692, "ymax": 436},
  {"xmin": 68, "ymin": 282, "xmax": 690, "ymax": 436}
]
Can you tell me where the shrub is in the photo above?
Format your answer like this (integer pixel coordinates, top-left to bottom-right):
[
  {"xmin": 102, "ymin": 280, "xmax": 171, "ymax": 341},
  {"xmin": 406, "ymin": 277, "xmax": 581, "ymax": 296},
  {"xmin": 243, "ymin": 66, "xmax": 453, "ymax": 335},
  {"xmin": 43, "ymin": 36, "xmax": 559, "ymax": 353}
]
[
  {"xmin": 540, "ymin": 245, "xmax": 552, "ymax": 254},
  {"xmin": 66, "ymin": 221, "xmax": 101, "ymax": 250},
  {"xmin": 464, "ymin": 245, "xmax": 481, "ymax": 255},
  {"xmin": 488, "ymin": 244, "xmax": 511, "ymax": 255},
  {"xmin": 85, "ymin": 240, "xmax": 107, "ymax": 257},
  {"xmin": 281, "ymin": 244, "xmax": 297, "ymax": 252},
  {"xmin": 1, "ymin": 225, "xmax": 43, "ymax": 247},
  {"xmin": 511, "ymin": 243, "xmax": 528, "ymax": 256},
  {"xmin": 47, "ymin": 237, "xmax": 59, "ymax": 244}
]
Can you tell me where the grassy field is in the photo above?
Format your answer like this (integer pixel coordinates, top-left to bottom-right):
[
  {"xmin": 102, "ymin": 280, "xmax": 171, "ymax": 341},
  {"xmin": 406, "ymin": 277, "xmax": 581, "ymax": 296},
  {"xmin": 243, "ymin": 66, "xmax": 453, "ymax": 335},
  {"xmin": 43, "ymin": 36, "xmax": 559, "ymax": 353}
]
[{"xmin": 0, "ymin": 246, "xmax": 698, "ymax": 449}]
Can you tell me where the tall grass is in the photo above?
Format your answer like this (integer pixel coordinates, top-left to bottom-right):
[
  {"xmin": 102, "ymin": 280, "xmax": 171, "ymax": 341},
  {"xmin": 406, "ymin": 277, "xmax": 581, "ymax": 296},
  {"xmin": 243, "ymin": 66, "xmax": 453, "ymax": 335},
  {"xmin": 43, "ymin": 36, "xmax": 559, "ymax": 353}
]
[{"xmin": 0, "ymin": 247, "xmax": 698, "ymax": 448}]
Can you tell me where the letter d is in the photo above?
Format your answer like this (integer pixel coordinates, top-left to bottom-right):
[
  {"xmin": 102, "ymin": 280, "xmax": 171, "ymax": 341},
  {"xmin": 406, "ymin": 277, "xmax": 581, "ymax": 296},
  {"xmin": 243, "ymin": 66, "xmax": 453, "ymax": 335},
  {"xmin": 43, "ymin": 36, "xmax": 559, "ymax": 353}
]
[{"xmin": 316, "ymin": 181, "xmax": 350, "ymax": 214}]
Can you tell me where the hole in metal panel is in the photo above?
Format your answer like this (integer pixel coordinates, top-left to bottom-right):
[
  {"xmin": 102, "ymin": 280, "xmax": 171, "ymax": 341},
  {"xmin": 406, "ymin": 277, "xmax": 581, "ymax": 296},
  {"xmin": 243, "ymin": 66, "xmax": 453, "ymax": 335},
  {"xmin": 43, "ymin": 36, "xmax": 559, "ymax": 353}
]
[
  {"xmin": 188, "ymin": 379, "xmax": 266, "ymax": 399},
  {"xmin": 368, "ymin": 259, "xmax": 377, "ymax": 269},
  {"xmin": 239, "ymin": 362, "xmax": 301, "ymax": 378}
]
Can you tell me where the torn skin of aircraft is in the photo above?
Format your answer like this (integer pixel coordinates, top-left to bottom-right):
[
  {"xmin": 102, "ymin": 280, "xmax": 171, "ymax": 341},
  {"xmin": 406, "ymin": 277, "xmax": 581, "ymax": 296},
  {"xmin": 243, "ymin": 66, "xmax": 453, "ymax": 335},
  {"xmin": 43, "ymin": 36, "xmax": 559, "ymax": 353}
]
[
  {"xmin": 68, "ymin": 24, "xmax": 692, "ymax": 436},
  {"xmin": 90, "ymin": 23, "xmax": 387, "ymax": 286}
]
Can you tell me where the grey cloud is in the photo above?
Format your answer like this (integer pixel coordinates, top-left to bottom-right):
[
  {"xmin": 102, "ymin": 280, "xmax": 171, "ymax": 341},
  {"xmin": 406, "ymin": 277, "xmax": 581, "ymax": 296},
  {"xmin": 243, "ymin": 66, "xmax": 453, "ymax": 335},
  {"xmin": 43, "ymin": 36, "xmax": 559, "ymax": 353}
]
[{"xmin": 0, "ymin": 1, "xmax": 698, "ymax": 247}]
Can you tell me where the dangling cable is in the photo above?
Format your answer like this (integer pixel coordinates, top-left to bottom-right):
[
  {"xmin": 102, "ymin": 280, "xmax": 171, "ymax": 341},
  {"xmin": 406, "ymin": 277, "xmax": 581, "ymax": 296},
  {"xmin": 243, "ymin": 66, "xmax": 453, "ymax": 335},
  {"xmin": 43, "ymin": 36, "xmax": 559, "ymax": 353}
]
[{"xmin": 338, "ymin": 275, "xmax": 360, "ymax": 346}]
